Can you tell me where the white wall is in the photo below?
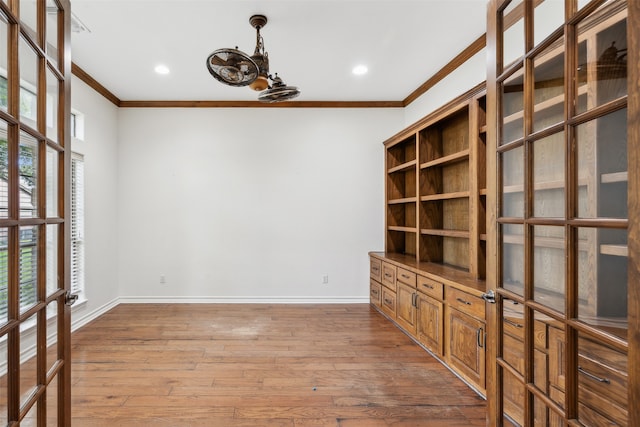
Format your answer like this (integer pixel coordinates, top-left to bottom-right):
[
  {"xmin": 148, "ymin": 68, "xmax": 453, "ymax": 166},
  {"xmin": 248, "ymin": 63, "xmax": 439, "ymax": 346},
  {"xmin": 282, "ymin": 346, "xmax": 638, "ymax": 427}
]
[
  {"xmin": 70, "ymin": 76, "xmax": 120, "ymax": 323},
  {"xmin": 116, "ymin": 107, "xmax": 402, "ymax": 302}
]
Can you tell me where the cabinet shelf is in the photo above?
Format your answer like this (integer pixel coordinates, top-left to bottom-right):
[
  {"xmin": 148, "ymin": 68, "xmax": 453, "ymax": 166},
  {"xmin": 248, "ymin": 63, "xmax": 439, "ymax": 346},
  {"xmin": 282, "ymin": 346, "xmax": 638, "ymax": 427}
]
[
  {"xmin": 388, "ymin": 197, "xmax": 418, "ymax": 205},
  {"xmin": 503, "ymin": 178, "xmax": 588, "ymax": 194},
  {"xmin": 421, "ymin": 229, "xmax": 470, "ymax": 239},
  {"xmin": 389, "ymin": 226, "xmax": 418, "ymax": 233},
  {"xmin": 601, "ymin": 171, "xmax": 627, "ymax": 184},
  {"xmin": 420, "ymin": 149, "xmax": 470, "ymax": 169},
  {"xmin": 503, "ymin": 85, "xmax": 588, "ymax": 126},
  {"xmin": 420, "ymin": 191, "xmax": 470, "ymax": 202},
  {"xmin": 388, "ymin": 159, "xmax": 417, "ymax": 174},
  {"xmin": 503, "ymin": 234, "xmax": 590, "ymax": 251},
  {"xmin": 599, "ymin": 244, "xmax": 628, "ymax": 257}
]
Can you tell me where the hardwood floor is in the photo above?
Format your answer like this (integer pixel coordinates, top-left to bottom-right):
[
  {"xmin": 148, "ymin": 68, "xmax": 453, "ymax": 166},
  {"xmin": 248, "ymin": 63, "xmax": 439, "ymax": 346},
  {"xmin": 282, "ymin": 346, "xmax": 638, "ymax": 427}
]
[{"xmin": 15, "ymin": 304, "xmax": 487, "ymax": 426}]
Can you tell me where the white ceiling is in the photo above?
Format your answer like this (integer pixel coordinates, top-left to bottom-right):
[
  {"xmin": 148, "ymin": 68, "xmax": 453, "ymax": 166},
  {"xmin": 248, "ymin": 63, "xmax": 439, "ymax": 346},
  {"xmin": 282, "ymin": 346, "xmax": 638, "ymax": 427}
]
[{"xmin": 70, "ymin": 0, "xmax": 488, "ymax": 102}]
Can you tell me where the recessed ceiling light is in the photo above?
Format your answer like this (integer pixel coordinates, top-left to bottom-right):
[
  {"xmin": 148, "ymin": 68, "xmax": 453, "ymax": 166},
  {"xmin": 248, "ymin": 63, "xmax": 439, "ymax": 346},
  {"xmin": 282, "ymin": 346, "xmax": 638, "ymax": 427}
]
[
  {"xmin": 352, "ymin": 65, "xmax": 368, "ymax": 76},
  {"xmin": 154, "ymin": 64, "xmax": 170, "ymax": 75}
]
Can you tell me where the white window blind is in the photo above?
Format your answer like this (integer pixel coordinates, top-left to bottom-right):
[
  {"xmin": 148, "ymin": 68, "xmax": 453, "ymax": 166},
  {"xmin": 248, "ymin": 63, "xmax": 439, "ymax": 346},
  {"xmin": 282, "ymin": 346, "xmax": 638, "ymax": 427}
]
[{"xmin": 71, "ymin": 154, "xmax": 85, "ymax": 296}]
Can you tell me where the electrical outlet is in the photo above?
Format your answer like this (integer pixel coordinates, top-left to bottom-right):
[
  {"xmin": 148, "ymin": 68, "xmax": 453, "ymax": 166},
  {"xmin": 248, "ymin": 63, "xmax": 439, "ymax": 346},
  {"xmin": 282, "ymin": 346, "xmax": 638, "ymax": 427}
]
[
  {"xmin": 160, "ymin": 274, "xmax": 166, "ymax": 284},
  {"xmin": 322, "ymin": 275, "xmax": 329, "ymax": 284}
]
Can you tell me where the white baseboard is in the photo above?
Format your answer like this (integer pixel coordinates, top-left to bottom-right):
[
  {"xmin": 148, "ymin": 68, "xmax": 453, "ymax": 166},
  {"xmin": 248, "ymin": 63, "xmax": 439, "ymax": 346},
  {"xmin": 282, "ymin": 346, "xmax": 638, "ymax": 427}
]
[{"xmin": 118, "ymin": 296, "xmax": 370, "ymax": 304}]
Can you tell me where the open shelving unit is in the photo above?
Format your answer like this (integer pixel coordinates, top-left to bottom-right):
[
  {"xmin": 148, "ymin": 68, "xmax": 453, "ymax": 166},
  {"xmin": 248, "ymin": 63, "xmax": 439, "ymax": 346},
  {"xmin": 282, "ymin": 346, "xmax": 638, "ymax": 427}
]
[{"xmin": 384, "ymin": 86, "xmax": 487, "ymax": 281}]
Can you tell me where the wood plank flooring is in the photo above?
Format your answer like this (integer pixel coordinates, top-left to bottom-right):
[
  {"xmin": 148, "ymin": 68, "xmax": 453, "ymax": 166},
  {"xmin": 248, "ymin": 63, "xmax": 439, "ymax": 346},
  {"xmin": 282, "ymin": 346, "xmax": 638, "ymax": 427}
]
[{"xmin": 16, "ymin": 304, "xmax": 487, "ymax": 426}]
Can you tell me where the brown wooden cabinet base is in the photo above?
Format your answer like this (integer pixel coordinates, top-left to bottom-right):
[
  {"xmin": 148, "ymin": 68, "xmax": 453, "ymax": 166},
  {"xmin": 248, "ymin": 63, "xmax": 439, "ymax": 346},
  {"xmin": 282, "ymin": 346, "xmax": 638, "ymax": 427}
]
[{"xmin": 370, "ymin": 252, "xmax": 487, "ymax": 397}]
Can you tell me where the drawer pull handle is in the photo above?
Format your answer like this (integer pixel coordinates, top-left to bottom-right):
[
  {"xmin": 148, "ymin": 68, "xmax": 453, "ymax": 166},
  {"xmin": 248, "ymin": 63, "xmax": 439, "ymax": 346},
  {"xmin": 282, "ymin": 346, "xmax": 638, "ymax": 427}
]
[
  {"xmin": 456, "ymin": 297, "xmax": 472, "ymax": 306},
  {"xmin": 402, "ymin": 274, "xmax": 410, "ymax": 279},
  {"xmin": 578, "ymin": 366, "xmax": 610, "ymax": 384},
  {"xmin": 385, "ymin": 273, "xmax": 392, "ymax": 278},
  {"xmin": 384, "ymin": 298, "xmax": 393, "ymax": 305},
  {"xmin": 504, "ymin": 318, "xmax": 523, "ymax": 328},
  {"xmin": 372, "ymin": 267, "xmax": 379, "ymax": 272},
  {"xmin": 476, "ymin": 327, "xmax": 485, "ymax": 348},
  {"xmin": 422, "ymin": 284, "xmax": 434, "ymax": 290},
  {"xmin": 371, "ymin": 289, "xmax": 379, "ymax": 295}
]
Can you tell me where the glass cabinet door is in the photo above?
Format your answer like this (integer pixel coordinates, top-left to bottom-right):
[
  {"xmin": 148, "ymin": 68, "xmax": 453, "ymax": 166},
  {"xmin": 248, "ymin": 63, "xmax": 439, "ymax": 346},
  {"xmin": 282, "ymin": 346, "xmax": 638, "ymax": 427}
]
[{"xmin": 489, "ymin": 0, "xmax": 631, "ymax": 425}]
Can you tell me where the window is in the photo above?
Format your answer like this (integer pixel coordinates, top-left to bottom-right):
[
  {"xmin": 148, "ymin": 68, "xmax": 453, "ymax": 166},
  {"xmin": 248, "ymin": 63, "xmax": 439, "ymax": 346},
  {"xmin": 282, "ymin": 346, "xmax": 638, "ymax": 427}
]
[
  {"xmin": 70, "ymin": 110, "xmax": 85, "ymax": 141},
  {"xmin": 71, "ymin": 153, "xmax": 85, "ymax": 297}
]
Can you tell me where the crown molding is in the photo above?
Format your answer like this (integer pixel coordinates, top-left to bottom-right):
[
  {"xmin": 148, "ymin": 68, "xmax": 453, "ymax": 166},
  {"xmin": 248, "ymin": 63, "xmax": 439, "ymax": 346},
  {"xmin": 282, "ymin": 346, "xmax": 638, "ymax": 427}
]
[
  {"xmin": 71, "ymin": 63, "xmax": 121, "ymax": 107},
  {"xmin": 402, "ymin": 34, "xmax": 486, "ymax": 107},
  {"xmin": 118, "ymin": 100, "xmax": 403, "ymax": 108},
  {"xmin": 71, "ymin": 33, "xmax": 487, "ymax": 110}
]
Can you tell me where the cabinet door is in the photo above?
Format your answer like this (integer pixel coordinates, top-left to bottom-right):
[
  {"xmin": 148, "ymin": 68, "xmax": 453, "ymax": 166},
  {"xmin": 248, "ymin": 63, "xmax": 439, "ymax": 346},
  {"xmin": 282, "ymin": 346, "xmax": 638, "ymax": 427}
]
[
  {"xmin": 447, "ymin": 307, "xmax": 485, "ymax": 391},
  {"xmin": 396, "ymin": 282, "xmax": 417, "ymax": 334},
  {"xmin": 416, "ymin": 292, "xmax": 444, "ymax": 357},
  {"xmin": 487, "ymin": 0, "xmax": 634, "ymax": 425}
]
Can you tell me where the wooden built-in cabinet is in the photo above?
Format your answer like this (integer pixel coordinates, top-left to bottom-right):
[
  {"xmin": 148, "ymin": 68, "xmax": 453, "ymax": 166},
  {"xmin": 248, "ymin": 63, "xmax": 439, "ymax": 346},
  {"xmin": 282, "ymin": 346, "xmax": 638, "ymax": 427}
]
[
  {"xmin": 370, "ymin": 252, "xmax": 488, "ymax": 393},
  {"xmin": 486, "ymin": 0, "xmax": 638, "ymax": 425},
  {"xmin": 371, "ymin": 0, "xmax": 639, "ymax": 422},
  {"xmin": 385, "ymin": 87, "xmax": 487, "ymax": 279},
  {"xmin": 372, "ymin": 85, "xmax": 490, "ymax": 395}
]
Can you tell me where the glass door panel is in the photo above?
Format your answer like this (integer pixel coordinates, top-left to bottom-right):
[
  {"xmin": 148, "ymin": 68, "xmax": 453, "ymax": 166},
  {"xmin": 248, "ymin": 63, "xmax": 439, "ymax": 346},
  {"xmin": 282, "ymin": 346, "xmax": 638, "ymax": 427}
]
[
  {"xmin": 45, "ymin": 0, "xmax": 60, "ymax": 67},
  {"xmin": 501, "ymin": 224, "xmax": 525, "ymax": 296},
  {"xmin": 46, "ymin": 223, "xmax": 60, "ymax": 296},
  {"xmin": 502, "ymin": 69, "xmax": 524, "ymax": 145},
  {"xmin": 19, "ymin": 314, "xmax": 38, "ymax": 408},
  {"xmin": 502, "ymin": 145, "xmax": 524, "ymax": 217},
  {"xmin": 502, "ymin": 365, "xmax": 525, "ymax": 426},
  {"xmin": 19, "ymin": 132, "xmax": 38, "ymax": 219},
  {"xmin": 0, "ymin": 228, "xmax": 7, "ymax": 325},
  {"xmin": 19, "ymin": 0, "xmax": 38, "ymax": 34},
  {"xmin": 19, "ymin": 226, "xmax": 38, "ymax": 314},
  {"xmin": 0, "ymin": 12, "xmax": 7, "ymax": 113},
  {"xmin": 502, "ymin": 0, "xmax": 525, "ymax": 69},
  {"xmin": 0, "ymin": 1, "xmax": 71, "ymax": 425},
  {"xmin": 46, "ymin": 145, "xmax": 59, "ymax": 217},
  {"xmin": 533, "ymin": 225, "xmax": 565, "ymax": 314},
  {"xmin": 0, "ymin": 120, "xmax": 8, "ymax": 218},
  {"xmin": 532, "ymin": 39, "xmax": 564, "ymax": 133},
  {"xmin": 577, "ymin": 226, "xmax": 627, "ymax": 339},
  {"xmin": 534, "ymin": 0, "xmax": 565, "ymax": 47},
  {"xmin": 576, "ymin": 109, "xmax": 627, "ymax": 219},
  {"xmin": 18, "ymin": 37, "xmax": 39, "ymax": 129},
  {"xmin": 576, "ymin": 1, "xmax": 627, "ymax": 115},
  {"xmin": 532, "ymin": 133, "xmax": 565, "ymax": 218},
  {"xmin": 46, "ymin": 67, "xmax": 60, "ymax": 143}
]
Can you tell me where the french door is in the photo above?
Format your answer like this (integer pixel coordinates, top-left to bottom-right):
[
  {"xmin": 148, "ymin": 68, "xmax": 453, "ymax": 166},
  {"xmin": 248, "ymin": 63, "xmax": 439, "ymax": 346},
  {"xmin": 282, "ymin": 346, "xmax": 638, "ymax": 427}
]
[
  {"xmin": 0, "ymin": 0, "xmax": 72, "ymax": 425},
  {"xmin": 487, "ymin": 0, "xmax": 638, "ymax": 425}
]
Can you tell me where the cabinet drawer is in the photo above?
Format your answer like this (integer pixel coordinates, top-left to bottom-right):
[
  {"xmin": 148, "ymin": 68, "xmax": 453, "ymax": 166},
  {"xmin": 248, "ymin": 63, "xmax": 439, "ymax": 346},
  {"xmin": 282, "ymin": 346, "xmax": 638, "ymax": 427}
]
[
  {"xmin": 370, "ymin": 279, "xmax": 382, "ymax": 307},
  {"xmin": 577, "ymin": 338, "xmax": 627, "ymax": 424},
  {"xmin": 417, "ymin": 275, "xmax": 443, "ymax": 300},
  {"xmin": 370, "ymin": 258, "xmax": 382, "ymax": 282},
  {"xmin": 447, "ymin": 287, "xmax": 485, "ymax": 320},
  {"xmin": 502, "ymin": 313, "xmax": 547, "ymax": 351},
  {"xmin": 397, "ymin": 267, "xmax": 416, "ymax": 287},
  {"xmin": 381, "ymin": 262, "xmax": 396, "ymax": 290},
  {"xmin": 381, "ymin": 287, "xmax": 396, "ymax": 317}
]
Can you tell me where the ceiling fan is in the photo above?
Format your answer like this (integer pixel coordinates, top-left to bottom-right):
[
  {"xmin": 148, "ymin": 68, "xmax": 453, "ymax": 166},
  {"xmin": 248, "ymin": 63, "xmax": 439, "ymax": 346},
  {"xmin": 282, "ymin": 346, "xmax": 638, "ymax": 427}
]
[{"xmin": 206, "ymin": 14, "xmax": 300, "ymax": 103}]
